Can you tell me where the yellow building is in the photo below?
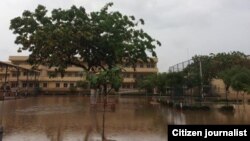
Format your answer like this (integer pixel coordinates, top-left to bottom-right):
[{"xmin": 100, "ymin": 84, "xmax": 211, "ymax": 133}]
[{"xmin": 0, "ymin": 56, "xmax": 158, "ymax": 94}]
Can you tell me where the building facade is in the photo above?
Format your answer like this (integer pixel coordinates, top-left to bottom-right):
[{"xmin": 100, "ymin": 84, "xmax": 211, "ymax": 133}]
[{"xmin": 0, "ymin": 56, "xmax": 158, "ymax": 94}]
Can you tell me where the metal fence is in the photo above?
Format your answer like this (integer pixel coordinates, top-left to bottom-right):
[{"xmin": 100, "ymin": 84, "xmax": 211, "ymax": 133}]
[{"xmin": 168, "ymin": 59, "xmax": 193, "ymax": 72}]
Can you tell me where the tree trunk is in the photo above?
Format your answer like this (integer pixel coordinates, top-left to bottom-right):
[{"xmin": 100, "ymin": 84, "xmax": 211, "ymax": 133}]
[
  {"xmin": 0, "ymin": 126, "xmax": 3, "ymax": 141},
  {"xmin": 191, "ymin": 88, "xmax": 193, "ymax": 105},
  {"xmin": 236, "ymin": 91, "xmax": 239, "ymax": 104},
  {"xmin": 102, "ymin": 84, "xmax": 107, "ymax": 141},
  {"xmin": 243, "ymin": 92, "xmax": 245, "ymax": 104},
  {"xmin": 225, "ymin": 89, "xmax": 229, "ymax": 106},
  {"xmin": 102, "ymin": 98, "xmax": 106, "ymax": 141}
]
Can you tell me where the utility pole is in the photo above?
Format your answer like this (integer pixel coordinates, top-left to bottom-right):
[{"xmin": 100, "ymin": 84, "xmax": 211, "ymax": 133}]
[{"xmin": 199, "ymin": 57, "xmax": 203, "ymax": 101}]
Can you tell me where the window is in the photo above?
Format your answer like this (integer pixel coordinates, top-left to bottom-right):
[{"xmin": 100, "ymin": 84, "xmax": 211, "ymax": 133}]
[
  {"xmin": 35, "ymin": 83, "xmax": 39, "ymax": 87},
  {"xmin": 124, "ymin": 64, "xmax": 130, "ymax": 68},
  {"xmin": 23, "ymin": 72, "xmax": 27, "ymax": 76},
  {"xmin": 29, "ymin": 72, "xmax": 34, "ymax": 76},
  {"xmin": 43, "ymin": 83, "xmax": 47, "ymax": 88},
  {"xmin": 11, "ymin": 83, "xmax": 16, "ymax": 88},
  {"xmin": 123, "ymin": 84, "xmax": 130, "ymax": 89},
  {"xmin": 12, "ymin": 72, "xmax": 17, "ymax": 77},
  {"xmin": 67, "ymin": 73, "xmax": 72, "ymax": 77},
  {"xmin": 146, "ymin": 63, "xmax": 155, "ymax": 68},
  {"xmin": 75, "ymin": 72, "xmax": 79, "ymax": 77},
  {"xmin": 123, "ymin": 73, "xmax": 130, "ymax": 78},
  {"xmin": 70, "ymin": 83, "xmax": 74, "ymax": 87},
  {"xmin": 22, "ymin": 83, "xmax": 27, "ymax": 88},
  {"xmin": 56, "ymin": 83, "xmax": 60, "ymax": 88},
  {"xmin": 79, "ymin": 72, "xmax": 83, "ymax": 77},
  {"xmin": 151, "ymin": 63, "xmax": 155, "ymax": 68},
  {"xmin": 127, "ymin": 84, "xmax": 130, "ymax": 89},
  {"xmin": 140, "ymin": 63, "xmax": 144, "ymax": 68},
  {"xmin": 48, "ymin": 72, "xmax": 56, "ymax": 77},
  {"xmin": 29, "ymin": 83, "xmax": 33, "ymax": 88},
  {"xmin": 147, "ymin": 63, "xmax": 151, "ymax": 68},
  {"xmin": 138, "ymin": 74, "xmax": 144, "ymax": 79},
  {"xmin": 64, "ymin": 83, "xmax": 68, "ymax": 88}
]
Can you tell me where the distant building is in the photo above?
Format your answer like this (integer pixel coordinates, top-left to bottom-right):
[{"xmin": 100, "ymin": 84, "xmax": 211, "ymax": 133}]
[{"xmin": 0, "ymin": 56, "xmax": 158, "ymax": 94}]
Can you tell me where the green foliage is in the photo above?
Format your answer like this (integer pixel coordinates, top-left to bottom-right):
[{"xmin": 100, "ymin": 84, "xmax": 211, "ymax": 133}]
[
  {"xmin": 231, "ymin": 68, "xmax": 250, "ymax": 93},
  {"xmin": 137, "ymin": 74, "xmax": 157, "ymax": 93},
  {"xmin": 218, "ymin": 66, "xmax": 242, "ymax": 91},
  {"xmin": 156, "ymin": 72, "xmax": 168, "ymax": 94},
  {"xmin": 76, "ymin": 80, "xmax": 89, "ymax": 89},
  {"xmin": 138, "ymin": 72, "xmax": 184, "ymax": 94},
  {"xmin": 138, "ymin": 52, "xmax": 250, "ymax": 97},
  {"xmin": 10, "ymin": 3, "xmax": 160, "ymax": 95},
  {"xmin": 69, "ymin": 86, "xmax": 77, "ymax": 93},
  {"xmin": 87, "ymin": 67, "xmax": 123, "ymax": 92},
  {"xmin": 184, "ymin": 51, "xmax": 250, "ymax": 88},
  {"xmin": 34, "ymin": 86, "xmax": 42, "ymax": 95},
  {"xmin": 245, "ymin": 87, "xmax": 250, "ymax": 93},
  {"xmin": 218, "ymin": 67, "xmax": 250, "ymax": 104},
  {"xmin": 211, "ymin": 52, "xmax": 249, "ymax": 74},
  {"xmin": 10, "ymin": 3, "xmax": 160, "ymax": 73},
  {"xmin": 184, "ymin": 55, "xmax": 213, "ymax": 87},
  {"xmin": 166, "ymin": 72, "xmax": 185, "ymax": 88}
]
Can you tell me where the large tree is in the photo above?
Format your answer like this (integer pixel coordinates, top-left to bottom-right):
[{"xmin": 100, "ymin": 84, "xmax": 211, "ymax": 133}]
[
  {"xmin": 10, "ymin": 3, "xmax": 161, "ymax": 140},
  {"xmin": 10, "ymin": 3, "xmax": 160, "ymax": 93},
  {"xmin": 183, "ymin": 52, "xmax": 250, "ymax": 94},
  {"xmin": 211, "ymin": 51, "xmax": 249, "ymax": 76}
]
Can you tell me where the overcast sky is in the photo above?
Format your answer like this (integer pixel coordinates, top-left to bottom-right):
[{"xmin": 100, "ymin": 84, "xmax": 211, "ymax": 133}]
[{"xmin": 1, "ymin": 0, "xmax": 250, "ymax": 72}]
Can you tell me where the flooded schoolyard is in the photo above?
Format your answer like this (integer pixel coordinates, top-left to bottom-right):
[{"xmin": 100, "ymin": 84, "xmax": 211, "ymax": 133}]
[{"xmin": 0, "ymin": 96, "xmax": 250, "ymax": 141}]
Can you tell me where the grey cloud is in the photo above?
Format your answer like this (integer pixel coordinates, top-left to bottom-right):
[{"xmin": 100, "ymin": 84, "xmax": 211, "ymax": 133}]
[{"xmin": 1, "ymin": 0, "xmax": 250, "ymax": 72}]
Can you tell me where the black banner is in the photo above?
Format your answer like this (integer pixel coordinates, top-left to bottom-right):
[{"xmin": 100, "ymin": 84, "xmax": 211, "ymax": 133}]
[{"xmin": 168, "ymin": 125, "xmax": 250, "ymax": 141}]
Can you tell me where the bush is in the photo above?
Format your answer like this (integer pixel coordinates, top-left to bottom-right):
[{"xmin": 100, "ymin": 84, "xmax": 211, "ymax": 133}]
[
  {"xmin": 176, "ymin": 104, "xmax": 210, "ymax": 111},
  {"xmin": 69, "ymin": 86, "xmax": 77, "ymax": 94},
  {"xmin": 219, "ymin": 105, "xmax": 235, "ymax": 112}
]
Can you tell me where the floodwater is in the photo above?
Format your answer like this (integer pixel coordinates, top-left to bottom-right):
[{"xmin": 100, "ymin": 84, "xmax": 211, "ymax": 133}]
[{"xmin": 0, "ymin": 96, "xmax": 250, "ymax": 141}]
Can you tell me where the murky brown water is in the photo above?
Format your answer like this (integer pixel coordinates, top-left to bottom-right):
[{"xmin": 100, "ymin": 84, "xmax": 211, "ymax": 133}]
[{"xmin": 0, "ymin": 96, "xmax": 250, "ymax": 141}]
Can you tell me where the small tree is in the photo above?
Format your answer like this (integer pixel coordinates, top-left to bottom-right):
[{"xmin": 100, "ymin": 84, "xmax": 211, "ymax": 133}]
[
  {"xmin": 137, "ymin": 74, "xmax": 157, "ymax": 93},
  {"xmin": 231, "ymin": 68, "xmax": 250, "ymax": 103},
  {"xmin": 156, "ymin": 72, "xmax": 168, "ymax": 94},
  {"xmin": 166, "ymin": 72, "xmax": 185, "ymax": 100},
  {"xmin": 76, "ymin": 80, "xmax": 89, "ymax": 89},
  {"xmin": 88, "ymin": 67, "xmax": 122, "ymax": 94},
  {"xmin": 218, "ymin": 67, "xmax": 241, "ymax": 105}
]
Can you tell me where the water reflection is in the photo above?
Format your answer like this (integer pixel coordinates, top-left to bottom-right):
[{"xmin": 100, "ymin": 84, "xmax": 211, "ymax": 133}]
[
  {"xmin": 164, "ymin": 108, "xmax": 186, "ymax": 125},
  {"xmin": 1, "ymin": 96, "xmax": 250, "ymax": 141},
  {"xmin": 1, "ymin": 96, "xmax": 166, "ymax": 141}
]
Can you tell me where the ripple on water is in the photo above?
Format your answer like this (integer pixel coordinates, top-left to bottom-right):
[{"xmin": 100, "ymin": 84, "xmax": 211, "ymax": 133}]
[{"xmin": 15, "ymin": 105, "xmax": 84, "ymax": 115}]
